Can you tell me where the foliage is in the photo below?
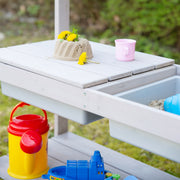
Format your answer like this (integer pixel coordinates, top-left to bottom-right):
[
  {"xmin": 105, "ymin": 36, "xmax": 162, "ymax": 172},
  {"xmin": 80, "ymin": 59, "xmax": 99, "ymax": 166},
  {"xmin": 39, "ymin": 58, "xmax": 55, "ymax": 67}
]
[
  {"xmin": 0, "ymin": 0, "xmax": 180, "ymax": 178},
  {"xmin": 27, "ymin": 4, "xmax": 40, "ymax": 16},
  {"xmin": 69, "ymin": 119, "xmax": 180, "ymax": 177},
  {"xmin": 0, "ymin": 84, "xmax": 55, "ymax": 157},
  {"xmin": 102, "ymin": 0, "xmax": 180, "ymax": 47},
  {"xmin": 71, "ymin": 0, "xmax": 180, "ymax": 63}
]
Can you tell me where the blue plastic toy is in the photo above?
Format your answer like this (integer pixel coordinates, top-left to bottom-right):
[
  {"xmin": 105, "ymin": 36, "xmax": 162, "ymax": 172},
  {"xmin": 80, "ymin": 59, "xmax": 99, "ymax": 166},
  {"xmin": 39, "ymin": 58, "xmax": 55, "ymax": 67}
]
[
  {"xmin": 164, "ymin": 94, "xmax": 180, "ymax": 115},
  {"xmin": 42, "ymin": 151, "xmax": 115, "ymax": 180},
  {"xmin": 42, "ymin": 150, "xmax": 138, "ymax": 180},
  {"xmin": 124, "ymin": 175, "xmax": 138, "ymax": 180}
]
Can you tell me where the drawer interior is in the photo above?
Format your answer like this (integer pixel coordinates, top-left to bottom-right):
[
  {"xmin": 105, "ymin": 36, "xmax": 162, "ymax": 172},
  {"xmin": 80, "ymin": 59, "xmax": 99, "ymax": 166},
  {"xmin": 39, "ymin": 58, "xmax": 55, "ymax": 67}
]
[{"xmin": 115, "ymin": 76, "xmax": 180, "ymax": 106}]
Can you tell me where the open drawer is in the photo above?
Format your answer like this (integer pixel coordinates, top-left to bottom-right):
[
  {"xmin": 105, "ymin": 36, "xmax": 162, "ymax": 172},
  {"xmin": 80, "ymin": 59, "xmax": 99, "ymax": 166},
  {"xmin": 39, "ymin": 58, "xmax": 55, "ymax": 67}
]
[{"xmin": 89, "ymin": 65, "xmax": 180, "ymax": 163}]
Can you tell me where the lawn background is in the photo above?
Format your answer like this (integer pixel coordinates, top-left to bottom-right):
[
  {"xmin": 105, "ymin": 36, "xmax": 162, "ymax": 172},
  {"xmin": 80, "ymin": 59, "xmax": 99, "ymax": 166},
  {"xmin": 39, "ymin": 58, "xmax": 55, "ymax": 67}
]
[{"xmin": 0, "ymin": 0, "xmax": 180, "ymax": 178}]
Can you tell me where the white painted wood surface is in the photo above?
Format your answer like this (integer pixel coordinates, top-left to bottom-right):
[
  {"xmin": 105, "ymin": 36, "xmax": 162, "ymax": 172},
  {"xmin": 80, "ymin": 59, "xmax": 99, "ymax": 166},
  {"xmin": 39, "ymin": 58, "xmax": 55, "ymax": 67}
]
[
  {"xmin": 0, "ymin": 40, "xmax": 178, "ymax": 162},
  {"xmin": 1, "ymin": 82, "xmax": 102, "ymax": 125},
  {"xmin": 54, "ymin": 0, "xmax": 70, "ymax": 39},
  {"xmin": 0, "ymin": 133, "xmax": 179, "ymax": 180},
  {"xmin": 0, "ymin": 59, "xmax": 180, "ymax": 162},
  {"xmin": 0, "ymin": 0, "xmax": 178, "ymax": 178},
  {"xmin": 90, "ymin": 41, "xmax": 174, "ymax": 72},
  {"xmin": 109, "ymin": 119, "xmax": 180, "ymax": 163},
  {"xmin": 83, "ymin": 88, "xmax": 180, "ymax": 145},
  {"xmin": 7, "ymin": 41, "xmax": 132, "ymax": 81},
  {"xmin": 54, "ymin": 114, "xmax": 68, "ymax": 136},
  {"xmin": 0, "ymin": 40, "xmax": 174, "ymax": 88},
  {"xmin": 54, "ymin": 0, "xmax": 70, "ymax": 135},
  {"xmin": 92, "ymin": 65, "xmax": 176, "ymax": 94},
  {"xmin": 0, "ymin": 47, "xmax": 108, "ymax": 88}
]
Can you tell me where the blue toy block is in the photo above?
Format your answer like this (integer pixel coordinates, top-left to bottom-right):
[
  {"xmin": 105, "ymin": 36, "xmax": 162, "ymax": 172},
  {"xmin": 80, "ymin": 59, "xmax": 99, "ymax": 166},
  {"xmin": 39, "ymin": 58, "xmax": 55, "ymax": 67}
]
[
  {"xmin": 77, "ymin": 160, "xmax": 89, "ymax": 180},
  {"xmin": 42, "ymin": 150, "xmax": 114, "ymax": 180},
  {"xmin": 124, "ymin": 175, "xmax": 138, "ymax": 180},
  {"xmin": 66, "ymin": 160, "xmax": 77, "ymax": 179},
  {"xmin": 89, "ymin": 151, "xmax": 104, "ymax": 180}
]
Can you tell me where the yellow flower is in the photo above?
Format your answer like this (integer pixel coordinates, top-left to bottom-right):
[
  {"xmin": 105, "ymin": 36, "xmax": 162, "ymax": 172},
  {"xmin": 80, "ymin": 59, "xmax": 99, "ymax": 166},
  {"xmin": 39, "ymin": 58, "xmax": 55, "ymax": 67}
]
[
  {"xmin": 57, "ymin": 31, "xmax": 71, "ymax": 39},
  {"xmin": 78, "ymin": 52, "xmax": 87, "ymax": 65},
  {"xmin": 66, "ymin": 33, "xmax": 77, "ymax": 41}
]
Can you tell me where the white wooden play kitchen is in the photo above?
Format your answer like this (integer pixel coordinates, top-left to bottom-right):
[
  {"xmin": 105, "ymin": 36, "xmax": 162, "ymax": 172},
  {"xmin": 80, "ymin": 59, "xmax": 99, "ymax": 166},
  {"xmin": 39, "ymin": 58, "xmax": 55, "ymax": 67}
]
[{"xmin": 0, "ymin": 1, "xmax": 179, "ymax": 180}]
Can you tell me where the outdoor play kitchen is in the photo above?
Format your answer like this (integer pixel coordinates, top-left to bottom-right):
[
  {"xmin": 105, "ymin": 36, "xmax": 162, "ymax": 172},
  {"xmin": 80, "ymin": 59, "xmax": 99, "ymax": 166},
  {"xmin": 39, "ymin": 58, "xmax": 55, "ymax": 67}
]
[{"xmin": 0, "ymin": 0, "xmax": 180, "ymax": 180}]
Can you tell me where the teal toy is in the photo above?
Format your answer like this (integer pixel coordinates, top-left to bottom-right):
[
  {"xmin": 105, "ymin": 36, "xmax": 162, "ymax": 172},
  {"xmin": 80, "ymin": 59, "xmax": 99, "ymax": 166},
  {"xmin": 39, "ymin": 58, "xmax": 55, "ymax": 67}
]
[
  {"xmin": 164, "ymin": 94, "xmax": 180, "ymax": 115},
  {"xmin": 124, "ymin": 175, "xmax": 138, "ymax": 180}
]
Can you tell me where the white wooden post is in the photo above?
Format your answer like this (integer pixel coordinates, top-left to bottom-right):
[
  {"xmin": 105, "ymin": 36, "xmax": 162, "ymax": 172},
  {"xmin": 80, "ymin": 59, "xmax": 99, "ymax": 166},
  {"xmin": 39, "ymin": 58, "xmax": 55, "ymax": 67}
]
[
  {"xmin": 54, "ymin": 0, "xmax": 70, "ymax": 39},
  {"xmin": 54, "ymin": 0, "xmax": 70, "ymax": 135},
  {"xmin": 54, "ymin": 115, "xmax": 68, "ymax": 136}
]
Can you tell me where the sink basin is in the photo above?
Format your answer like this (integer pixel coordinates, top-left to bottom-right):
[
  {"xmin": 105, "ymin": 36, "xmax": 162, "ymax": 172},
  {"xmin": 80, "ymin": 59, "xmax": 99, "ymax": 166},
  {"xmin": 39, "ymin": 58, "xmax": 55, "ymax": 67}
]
[
  {"xmin": 108, "ymin": 75, "xmax": 180, "ymax": 163},
  {"xmin": 115, "ymin": 76, "xmax": 180, "ymax": 106},
  {"xmin": 92, "ymin": 66, "xmax": 180, "ymax": 163}
]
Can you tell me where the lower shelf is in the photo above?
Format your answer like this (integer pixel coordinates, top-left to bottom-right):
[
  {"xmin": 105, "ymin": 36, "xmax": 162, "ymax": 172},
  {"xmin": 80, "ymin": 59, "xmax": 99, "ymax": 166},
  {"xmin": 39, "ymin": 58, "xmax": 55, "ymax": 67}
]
[{"xmin": 0, "ymin": 132, "xmax": 179, "ymax": 180}]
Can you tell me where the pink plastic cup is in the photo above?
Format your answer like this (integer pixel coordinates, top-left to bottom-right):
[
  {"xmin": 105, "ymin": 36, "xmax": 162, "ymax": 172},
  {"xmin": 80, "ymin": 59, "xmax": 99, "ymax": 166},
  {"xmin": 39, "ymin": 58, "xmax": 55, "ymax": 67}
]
[{"xmin": 115, "ymin": 39, "xmax": 136, "ymax": 61}]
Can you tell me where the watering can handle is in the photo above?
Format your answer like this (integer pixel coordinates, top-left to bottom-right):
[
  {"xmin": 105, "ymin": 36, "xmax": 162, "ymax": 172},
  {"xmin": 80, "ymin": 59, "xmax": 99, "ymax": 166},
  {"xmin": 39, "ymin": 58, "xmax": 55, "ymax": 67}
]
[{"xmin": 10, "ymin": 102, "xmax": 47, "ymax": 122}]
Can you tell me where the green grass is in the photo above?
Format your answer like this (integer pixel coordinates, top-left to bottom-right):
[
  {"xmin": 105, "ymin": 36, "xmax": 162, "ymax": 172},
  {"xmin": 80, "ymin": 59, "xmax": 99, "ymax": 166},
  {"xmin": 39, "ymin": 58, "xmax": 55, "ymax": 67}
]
[
  {"xmin": 0, "ymin": 85, "xmax": 179, "ymax": 177},
  {"xmin": 69, "ymin": 119, "xmax": 180, "ymax": 177},
  {"xmin": 0, "ymin": 84, "xmax": 55, "ymax": 157},
  {"xmin": 0, "ymin": 26, "xmax": 180, "ymax": 178}
]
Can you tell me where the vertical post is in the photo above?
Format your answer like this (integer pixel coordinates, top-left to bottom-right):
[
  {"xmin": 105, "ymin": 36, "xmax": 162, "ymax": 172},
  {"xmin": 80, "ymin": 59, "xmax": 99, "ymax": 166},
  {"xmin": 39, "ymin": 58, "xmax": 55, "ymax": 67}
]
[
  {"xmin": 54, "ymin": 115, "xmax": 68, "ymax": 136},
  {"xmin": 54, "ymin": 0, "xmax": 70, "ymax": 39},
  {"xmin": 54, "ymin": 0, "xmax": 69, "ymax": 136}
]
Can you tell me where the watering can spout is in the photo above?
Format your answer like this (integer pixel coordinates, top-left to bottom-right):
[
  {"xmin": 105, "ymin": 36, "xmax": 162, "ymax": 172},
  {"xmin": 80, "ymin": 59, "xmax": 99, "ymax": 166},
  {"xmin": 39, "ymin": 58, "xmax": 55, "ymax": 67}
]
[
  {"xmin": 20, "ymin": 130, "xmax": 42, "ymax": 174},
  {"xmin": 20, "ymin": 130, "xmax": 42, "ymax": 154}
]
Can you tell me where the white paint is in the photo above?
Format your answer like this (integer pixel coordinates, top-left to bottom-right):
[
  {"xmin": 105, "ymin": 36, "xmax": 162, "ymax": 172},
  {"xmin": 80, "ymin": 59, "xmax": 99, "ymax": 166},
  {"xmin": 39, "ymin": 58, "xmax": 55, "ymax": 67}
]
[{"xmin": 54, "ymin": 0, "xmax": 70, "ymax": 39}]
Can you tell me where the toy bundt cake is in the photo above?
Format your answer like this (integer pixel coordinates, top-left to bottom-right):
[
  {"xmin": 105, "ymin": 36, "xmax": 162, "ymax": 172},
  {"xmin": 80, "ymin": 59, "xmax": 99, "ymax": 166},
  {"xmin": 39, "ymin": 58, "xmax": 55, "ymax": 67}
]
[{"xmin": 54, "ymin": 30, "xmax": 93, "ymax": 61}]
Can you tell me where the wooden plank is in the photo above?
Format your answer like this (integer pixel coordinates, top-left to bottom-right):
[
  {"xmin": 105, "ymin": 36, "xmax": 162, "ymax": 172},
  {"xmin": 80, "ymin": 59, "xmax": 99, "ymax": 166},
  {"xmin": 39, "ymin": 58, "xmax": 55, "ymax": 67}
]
[
  {"xmin": 1, "ymin": 82, "xmax": 102, "ymax": 125},
  {"xmin": 90, "ymin": 41, "xmax": 174, "ymax": 73},
  {"xmin": 54, "ymin": 114, "xmax": 68, "ymax": 136},
  {"xmin": 7, "ymin": 41, "xmax": 132, "ymax": 81},
  {"xmin": 109, "ymin": 119, "xmax": 180, "ymax": 163},
  {"xmin": 0, "ymin": 48, "xmax": 108, "ymax": 88},
  {"xmin": 0, "ymin": 63, "xmax": 102, "ymax": 124},
  {"xmin": 46, "ymin": 58, "xmax": 132, "ymax": 81},
  {"xmin": 84, "ymin": 88, "xmax": 180, "ymax": 144},
  {"xmin": 52, "ymin": 132, "xmax": 180, "ymax": 180},
  {"xmin": 0, "ymin": 138, "xmax": 131, "ymax": 180},
  {"xmin": 54, "ymin": 0, "xmax": 70, "ymax": 39},
  {"xmin": 7, "ymin": 40, "xmax": 152, "ymax": 75},
  {"xmin": 0, "ymin": 63, "xmax": 85, "ymax": 109},
  {"xmin": 135, "ymin": 51, "xmax": 174, "ymax": 69},
  {"xmin": 92, "ymin": 65, "xmax": 176, "ymax": 94},
  {"xmin": 90, "ymin": 41, "xmax": 174, "ymax": 68},
  {"xmin": 93, "ymin": 49, "xmax": 155, "ymax": 74},
  {"xmin": 5, "ymin": 40, "xmax": 174, "ymax": 82},
  {"xmin": 6, "ymin": 40, "xmax": 174, "ymax": 81},
  {"xmin": 176, "ymin": 64, "xmax": 180, "ymax": 75},
  {"xmin": 0, "ymin": 62, "xmax": 179, "ymax": 146}
]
